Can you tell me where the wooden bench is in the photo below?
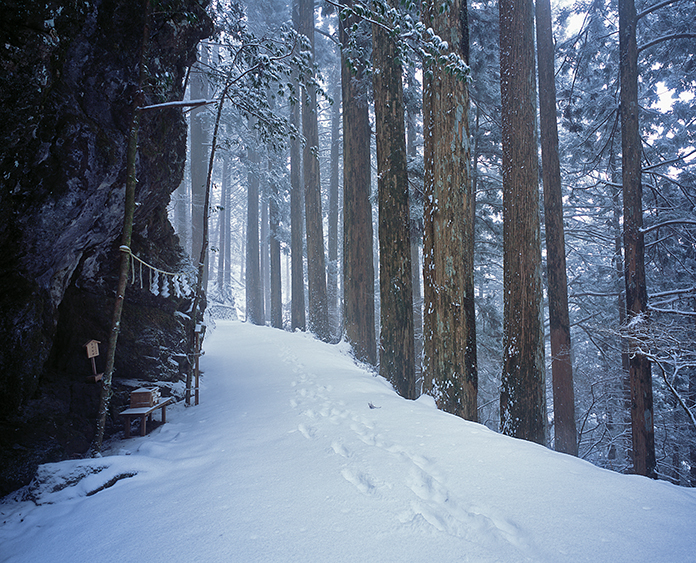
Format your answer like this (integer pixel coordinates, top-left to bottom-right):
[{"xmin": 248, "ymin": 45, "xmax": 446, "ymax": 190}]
[{"xmin": 120, "ymin": 397, "xmax": 174, "ymax": 438}]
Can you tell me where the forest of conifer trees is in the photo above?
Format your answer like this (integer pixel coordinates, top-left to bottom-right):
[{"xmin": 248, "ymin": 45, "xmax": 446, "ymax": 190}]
[{"xmin": 169, "ymin": 0, "xmax": 696, "ymax": 485}]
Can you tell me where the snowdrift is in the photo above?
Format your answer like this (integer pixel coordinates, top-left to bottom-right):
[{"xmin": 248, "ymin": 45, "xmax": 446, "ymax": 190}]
[{"xmin": 2, "ymin": 320, "xmax": 695, "ymax": 562}]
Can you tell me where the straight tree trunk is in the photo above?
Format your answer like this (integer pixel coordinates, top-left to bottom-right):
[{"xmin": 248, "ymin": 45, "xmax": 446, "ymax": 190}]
[
  {"xmin": 328, "ymin": 75, "xmax": 341, "ymax": 341},
  {"xmin": 422, "ymin": 0, "xmax": 477, "ymax": 420},
  {"xmin": 92, "ymin": 0, "xmax": 150, "ymax": 453},
  {"xmin": 188, "ymin": 83, "xmax": 229, "ymax": 403},
  {"xmin": 340, "ymin": 1, "xmax": 376, "ymax": 365},
  {"xmin": 406, "ymin": 62, "xmax": 423, "ymax": 388},
  {"xmin": 372, "ymin": 1, "xmax": 416, "ymax": 399},
  {"xmin": 246, "ymin": 145, "xmax": 264, "ymax": 325},
  {"xmin": 174, "ymin": 171, "xmax": 190, "ymax": 255},
  {"xmin": 612, "ymin": 179, "xmax": 631, "ymax": 464},
  {"xmin": 217, "ymin": 154, "xmax": 229, "ymax": 292},
  {"xmin": 690, "ymin": 325, "xmax": 696, "ymax": 485},
  {"xmin": 223, "ymin": 155, "xmax": 232, "ymax": 289},
  {"xmin": 261, "ymin": 187, "xmax": 270, "ymax": 322},
  {"xmin": 291, "ymin": 0, "xmax": 306, "ymax": 332},
  {"xmin": 536, "ymin": 0, "xmax": 577, "ymax": 455},
  {"xmin": 290, "ymin": 121, "xmax": 306, "ymax": 330},
  {"xmin": 499, "ymin": 0, "xmax": 546, "ymax": 444},
  {"xmin": 619, "ymin": 0, "xmax": 656, "ymax": 478},
  {"xmin": 190, "ymin": 43, "xmax": 209, "ymax": 285},
  {"xmin": 299, "ymin": 0, "xmax": 330, "ymax": 342},
  {"xmin": 270, "ymin": 163, "xmax": 283, "ymax": 329},
  {"xmin": 290, "ymin": 1, "xmax": 306, "ymax": 332}
]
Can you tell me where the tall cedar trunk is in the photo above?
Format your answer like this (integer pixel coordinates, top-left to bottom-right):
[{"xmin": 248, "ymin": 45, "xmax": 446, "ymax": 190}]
[
  {"xmin": 270, "ymin": 176, "xmax": 283, "ymax": 329},
  {"xmin": 290, "ymin": 111, "xmax": 306, "ymax": 330},
  {"xmin": 174, "ymin": 173, "xmax": 190, "ymax": 254},
  {"xmin": 690, "ymin": 332, "xmax": 696, "ymax": 486},
  {"xmin": 190, "ymin": 44, "xmax": 209, "ymax": 284},
  {"xmin": 328, "ymin": 75, "xmax": 341, "ymax": 340},
  {"xmin": 261, "ymin": 187, "xmax": 270, "ymax": 322},
  {"xmin": 290, "ymin": 1, "xmax": 306, "ymax": 332},
  {"xmin": 406, "ymin": 63, "xmax": 423, "ymax": 387},
  {"xmin": 422, "ymin": 0, "xmax": 477, "ymax": 419},
  {"xmin": 499, "ymin": 0, "xmax": 546, "ymax": 444},
  {"xmin": 246, "ymin": 145, "xmax": 264, "ymax": 325},
  {"xmin": 240, "ymin": 213, "xmax": 245, "ymax": 281},
  {"xmin": 536, "ymin": 0, "xmax": 577, "ymax": 455},
  {"xmin": 612, "ymin": 180, "xmax": 631, "ymax": 463},
  {"xmin": 223, "ymin": 153, "xmax": 232, "ymax": 289},
  {"xmin": 299, "ymin": 0, "xmax": 330, "ymax": 341},
  {"xmin": 373, "ymin": 3, "xmax": 416, "ymax": 399},
  {"xmin": 619, "ymin": 0, "xmax": 656, "ymax": 478},
  {"xmin": 217, "ymin": 154, "xmax": 229, "ymax": 291},
  {"xmin": 340, "ymin": 1, "xmax": 376, "ymax": 365}
]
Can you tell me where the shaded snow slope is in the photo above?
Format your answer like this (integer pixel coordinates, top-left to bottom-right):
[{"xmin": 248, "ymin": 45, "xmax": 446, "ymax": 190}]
[{"xmin": 2, "ymin": 321, "xmax": 695, "ymax": 562}]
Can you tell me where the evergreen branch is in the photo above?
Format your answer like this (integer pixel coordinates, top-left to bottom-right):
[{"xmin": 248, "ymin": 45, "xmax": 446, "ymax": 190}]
[
  {"xmin": 653, "ymin": 359, "xmax": 696, "ymax": 431},
  {"xmin": 137, "ymin": 99, "xmax": 216, "ymax": 111},
  {"xmin": 638, "ymin": 33, "xmax": 696, "ymax": 54},
  {"xmin": 648, "ymin": 306, "xmax": 696, "ymax": 317},
  {"xmin": 640, "ymin": 219, "xmax": 696, "ymax": 234},
  {"xmin": 642, "ymin": 148, "xmax": 696, "ymax": 171},
  {"xmin": 636, "ymin": 0, "xmax": 683, "ymax": 21},
  {"xmin": 650, "ymin": 286, "xmax": 696, "ymax": 299}
]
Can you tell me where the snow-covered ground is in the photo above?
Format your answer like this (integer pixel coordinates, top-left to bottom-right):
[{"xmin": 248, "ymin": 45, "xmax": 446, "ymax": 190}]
[{"xmin": 2, "ymin": 320, "xmax": 695, "ymax": 563}]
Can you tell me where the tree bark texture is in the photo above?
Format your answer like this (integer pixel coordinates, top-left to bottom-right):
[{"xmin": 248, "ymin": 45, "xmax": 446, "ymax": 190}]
[
  {"xmin": 299, "ymin": 0, "xmax": 330, "ymax": 342},
  {"xmin": 190, "ymin": 44, "xmax": 209, "ymax": 283},
  {"xmin": 92, "ymin": 0, "xmax": 150, "ymax": 454},
  {"xmin": 619, "ymin": 0, "xmax": 656, "ymax": 478},
  {"xmin": 246, "ymin": 145, "xmax": 264, "ymax": 325},
  {"xmin": 340, "ymin": 2, "xmax": 376, "ymax": 365},
  {"xmin": 328, "ymin": 75, "xmax": 341, "ymax": 340},
  {"xmin": 223, "ymin": 153, "xmax": 232, "ymax": 289},
  {"xmin": 290, "ymin": 0, "xmax": 306, "ymax": 332},
  {"xmin": 373, "ymin": 5, "xmax": 416, "ymax": 399},
  {"xmin": 422, "ymin": 0, "xmax": 477, "ymax": 420},
  {"xmin": 406, "ymin": 63, "xmax": 423, "ymax": 387},
  {"xmin": 499, "ymin": 0, "xmax": 547, "ymax": 444},
  {"xmin": 536, "ymin": 0, "xmax": 577, "ymax": 455},
  {"xmin": 217, "ymin": 154, "xmax": 229, "ymax": 291},
  {"xmin": 270, "ymin": 177, "xmax": 283, "ymax": 329},
  {"xmin": 261, "ymin": 186, "xmax": 270, "ymax": 321}
]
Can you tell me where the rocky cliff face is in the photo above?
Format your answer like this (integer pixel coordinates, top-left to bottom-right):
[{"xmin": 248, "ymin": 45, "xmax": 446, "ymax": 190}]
[{"xmin": 0, "ymin": 0, "xmax": 212, "ymax": 495}]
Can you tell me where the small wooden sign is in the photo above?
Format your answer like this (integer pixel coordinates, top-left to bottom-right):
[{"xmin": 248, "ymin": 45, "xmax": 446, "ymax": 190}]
[{"xmin": 84, "ymin": 340, "xmax": 100, "ymax": 359}]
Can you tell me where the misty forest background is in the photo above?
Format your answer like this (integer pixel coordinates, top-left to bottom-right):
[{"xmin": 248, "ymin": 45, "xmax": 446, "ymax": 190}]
[
  {"xmin": 1, "ymin": 0, "xmax": 694, "ymax": 493},
  {"xmin": 171, "ymin": 0, "xmax": 696, "ymax": 485}
]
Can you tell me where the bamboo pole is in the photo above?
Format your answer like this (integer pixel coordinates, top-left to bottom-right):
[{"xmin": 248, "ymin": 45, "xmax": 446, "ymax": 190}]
[{"xmin": 90, "ymin": 0, "xmax": 150, "ymax": 455}]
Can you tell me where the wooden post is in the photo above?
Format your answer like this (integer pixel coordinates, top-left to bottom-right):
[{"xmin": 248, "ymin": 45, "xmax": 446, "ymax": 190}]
[
  {"xmin": 194, "ymin": 323, "xmax": 204, "ymax": 406},
  {"xmin": 84, "ymin": 339, "xmax": 103, "ymax": 383},
  {"xmin": 194, "ymin": 331, "xmax": 201, "ymax": 406}
]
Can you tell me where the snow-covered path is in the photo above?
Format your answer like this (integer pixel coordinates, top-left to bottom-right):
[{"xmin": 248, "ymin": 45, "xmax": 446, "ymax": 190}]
[{"xmin": 2, "ymin": 320, "xmax": 696, "ymax": 562}]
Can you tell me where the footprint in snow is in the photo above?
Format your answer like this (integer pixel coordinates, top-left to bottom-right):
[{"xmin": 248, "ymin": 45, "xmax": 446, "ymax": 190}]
[
  {"xmin": 297, "ymin": 423, "xmax": 315, "ymax": 440},
  {"xmin": 341, "ymin": 468, "xmax": 376, "ymax": 495},
  {"xmin": 331, "ymin": 441, "xmax": 350, "ymax": 458}
]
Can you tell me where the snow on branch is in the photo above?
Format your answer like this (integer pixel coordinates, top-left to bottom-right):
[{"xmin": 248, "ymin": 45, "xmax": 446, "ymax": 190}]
[
  {"xmin": 642, "ymin": 148, "xmax": 696, "ymax": 171},
  {"xmin": 640, "ymin": 219, "xmax": 696, "ymax": 234},
  {"xmin": 636, "ymin": 0, "xmax": 683, "ymax": 20},
  {"xmin": 650, "ymin": 286, "xmax": 696, "ymax": 299},
  {"xmin": 639, "ymin": 33, "xmax": 696, "ymax": 54},
  {"xmin": 137, "ymin": 99, "xmax": 217, "ymax": 112},
  {"xmin": 648, "ymin": 306, "xmax": 696, "ymax": 317},
  {"xmin": 611, "ymin": 313, "xmax": 696, "ymax": 431}
]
